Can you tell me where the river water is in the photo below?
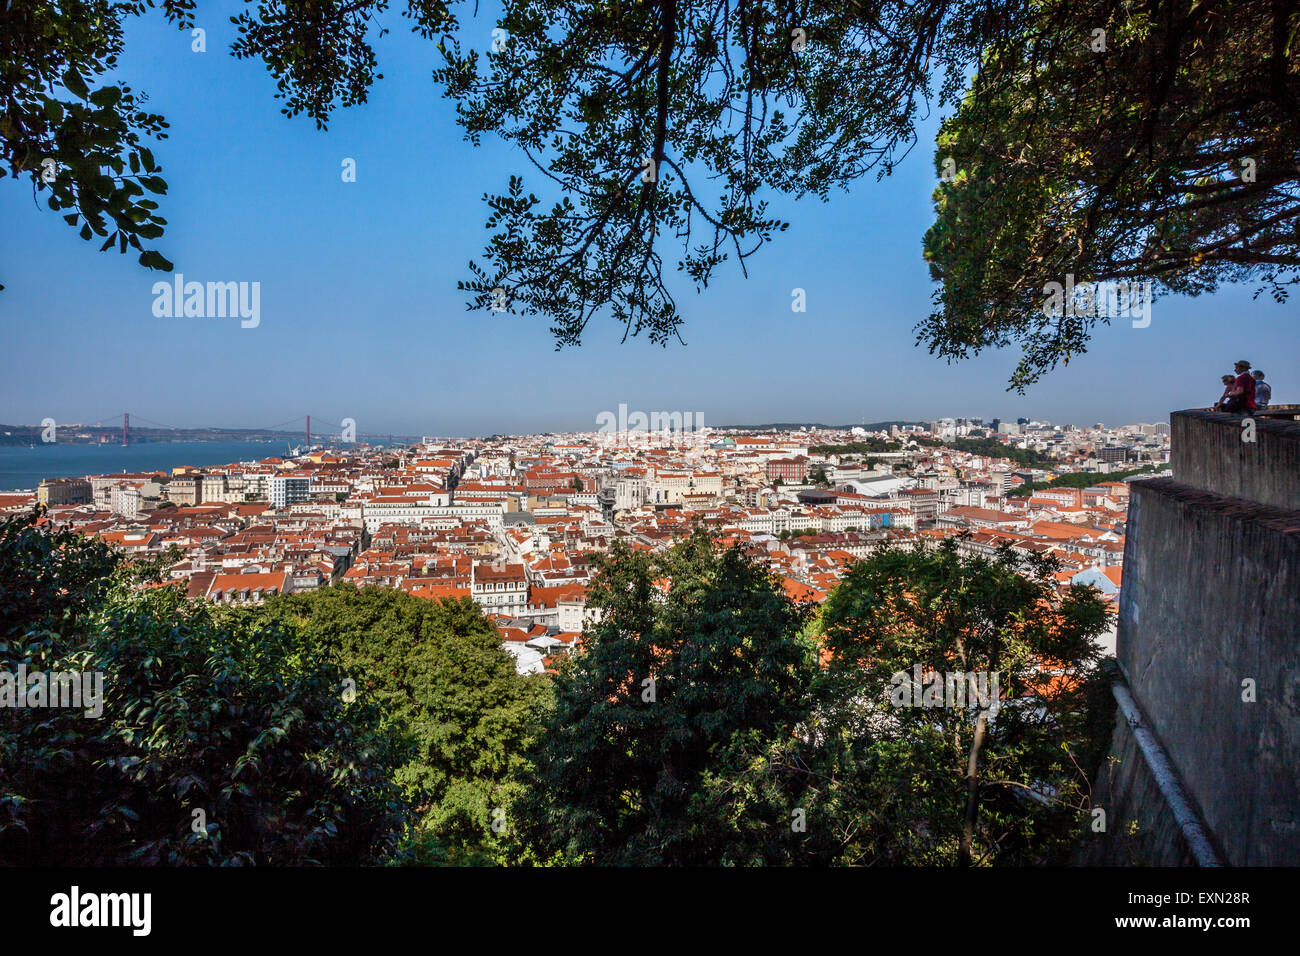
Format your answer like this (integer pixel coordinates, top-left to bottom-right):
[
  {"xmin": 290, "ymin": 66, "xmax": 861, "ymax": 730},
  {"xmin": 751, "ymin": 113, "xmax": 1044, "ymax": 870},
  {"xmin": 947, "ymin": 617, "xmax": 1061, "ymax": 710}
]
[{"xmin": 0, "ymin": 440, "xmax": 293, "ymax": 491}]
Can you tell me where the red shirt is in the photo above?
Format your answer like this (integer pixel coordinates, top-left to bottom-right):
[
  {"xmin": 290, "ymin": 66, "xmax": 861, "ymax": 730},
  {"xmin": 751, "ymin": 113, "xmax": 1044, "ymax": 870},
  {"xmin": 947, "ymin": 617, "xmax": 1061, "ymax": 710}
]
[{"xmin": 1235, "ymin": 373, "xmax": 1257, "ymax": 410}]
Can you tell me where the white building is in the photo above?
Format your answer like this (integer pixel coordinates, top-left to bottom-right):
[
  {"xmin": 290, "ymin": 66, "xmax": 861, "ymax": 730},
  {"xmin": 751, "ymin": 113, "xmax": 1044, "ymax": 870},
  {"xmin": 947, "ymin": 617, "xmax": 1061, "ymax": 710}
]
[{"xmin": 270, "ymin": 474, "xmax": 312, "ymax": 509}]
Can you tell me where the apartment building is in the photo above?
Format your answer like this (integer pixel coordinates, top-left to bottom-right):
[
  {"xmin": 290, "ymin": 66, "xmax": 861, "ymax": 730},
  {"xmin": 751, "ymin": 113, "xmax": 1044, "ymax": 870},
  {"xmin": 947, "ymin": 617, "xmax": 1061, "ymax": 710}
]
[
  {"xmin": 766, "ymin": 456, "xmax": 808, "ymax": 483},
  {"xmin": 270, "ymin": 474, "xmax": 312, "ymax": 509},
  {"xmin": 37, "ymin": 477, "xmax": 92, "ymax": 506},
  {"xmin": 472, "ymin": 562, "xmax": 529, "ymax": 617}
]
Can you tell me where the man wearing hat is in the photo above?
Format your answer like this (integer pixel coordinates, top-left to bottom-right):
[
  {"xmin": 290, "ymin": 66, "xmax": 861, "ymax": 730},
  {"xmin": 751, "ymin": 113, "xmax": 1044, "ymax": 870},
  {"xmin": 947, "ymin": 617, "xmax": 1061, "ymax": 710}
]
[{"xmin": 1222, "ymin": 360, "xmax": 1257, "ymax": 414}]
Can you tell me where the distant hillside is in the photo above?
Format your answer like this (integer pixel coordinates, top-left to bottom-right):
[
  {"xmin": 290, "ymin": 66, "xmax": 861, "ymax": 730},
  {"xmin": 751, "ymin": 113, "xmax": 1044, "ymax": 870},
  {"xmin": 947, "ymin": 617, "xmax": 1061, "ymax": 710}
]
[
  {"xmin": 0, "ymin": 424, "xmax": 417, "ymax": 446},
  {"xmin": 0, "ymin": 424, "xmax": 298, "ymax": 446}
]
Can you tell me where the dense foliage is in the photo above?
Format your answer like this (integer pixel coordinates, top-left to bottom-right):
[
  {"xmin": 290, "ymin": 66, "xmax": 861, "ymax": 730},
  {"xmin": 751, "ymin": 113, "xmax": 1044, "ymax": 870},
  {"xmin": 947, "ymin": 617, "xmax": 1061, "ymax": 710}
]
[
  {"xmin": 515, "ymin": 533, "xmax": 1113, "ymax": 865},
  {"xmin": 1007, "ymin": 464, "xmax": 1169, "ymax": 497},
  {"xmin": 938, "ymin": 437, "xmax": 1053, "ymax": 468},
  {"xmin": 0, "ymin": 508, "xmax": 410, "ymax": 865},
  {"xmin": 515, "ymin": 533, "xmax": 819, "ymax": 864},
  {"xmin": 260, "ymin": 584, "xmax": 552, "ymax": 864},
  {"xmin": 1, "ymin": 511, "xmax": 1115, "ymax": 866},
  {"xmin": 808, "ymin": 540, "xmax": 1113, "ymax": 864},
  {"xmin": 809, "ymin": 439, "xmax": 904, "ymax": 456},
  {"xmin": 923, "ymin": 0, "xmax": 1298, "ymax": 388}
]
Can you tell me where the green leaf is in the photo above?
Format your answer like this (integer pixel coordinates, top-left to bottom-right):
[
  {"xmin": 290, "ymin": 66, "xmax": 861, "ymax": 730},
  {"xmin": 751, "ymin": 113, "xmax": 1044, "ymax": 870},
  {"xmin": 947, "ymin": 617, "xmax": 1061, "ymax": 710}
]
[
  {"xmin": 62, "ymin": 69, "xmax": 89, "ymax": 99},
  {"xmin": 89, "ymin": 86, "xmax": 122, "ymax": 108},
  {"xmin": 138, "ymin": 249, "xmax": 174, "ymax": 271}
]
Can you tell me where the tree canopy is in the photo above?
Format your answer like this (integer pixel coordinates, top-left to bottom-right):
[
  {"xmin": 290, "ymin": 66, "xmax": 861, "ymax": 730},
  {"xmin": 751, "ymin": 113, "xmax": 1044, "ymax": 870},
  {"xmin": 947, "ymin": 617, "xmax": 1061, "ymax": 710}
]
[
  {"xmin": 0, "ymin": 509, "xmax": 410, "ymax": 865},
  {"xmin": 513, "ymin": 532, "xmax": 1114, "ymax": 865},
  {"xmin": 0, "ymin": 0, "xmax": 177, "ymax": 291},
  {"xmin": 922, "ymin": 0, "xmax": 1300, "ymax": 388},
  {"xmin": 516, "ymin": 532, "xmax": 818, "ymax": 864},
  {"xmin": 941, "ymin": 436, "xmax": 1052, "ymax": 468},
  {"xmin": 810, "ymin": 539, "xmax": 1113, "ymax": 864},
  {"xmin": 260, "ymin": 583, "xmax": 552, "ymax": 865},
  {"xmin": 0, "ymin": 508, "xmax": 1119, "ymax": 865},
  {"xmin": 4, "ymin": 1, "xmax": 1292, "ymax": 380}
]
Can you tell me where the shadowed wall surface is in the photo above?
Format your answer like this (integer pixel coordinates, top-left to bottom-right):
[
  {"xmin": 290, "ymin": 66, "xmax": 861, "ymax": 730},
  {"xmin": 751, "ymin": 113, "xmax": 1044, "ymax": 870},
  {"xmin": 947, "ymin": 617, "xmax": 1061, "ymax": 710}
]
[{"xmin": 1086, "ymin": 410, "xmax": 1300, "ymax": 866}]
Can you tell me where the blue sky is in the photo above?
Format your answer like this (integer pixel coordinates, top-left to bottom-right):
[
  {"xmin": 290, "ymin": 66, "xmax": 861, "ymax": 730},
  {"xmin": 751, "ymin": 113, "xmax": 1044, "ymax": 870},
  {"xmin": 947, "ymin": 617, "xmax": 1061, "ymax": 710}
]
[{"xmin": 1, "ymin": 4, "xmax": 1294, "ymax": 437}]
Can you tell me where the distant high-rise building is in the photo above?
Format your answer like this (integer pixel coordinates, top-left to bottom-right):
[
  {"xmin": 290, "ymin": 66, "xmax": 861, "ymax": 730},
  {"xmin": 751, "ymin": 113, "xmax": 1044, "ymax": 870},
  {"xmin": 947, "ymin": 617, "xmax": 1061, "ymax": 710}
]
[{"xmin": 270, "ymin": 474, "xmax": 311, "ymax": 509}]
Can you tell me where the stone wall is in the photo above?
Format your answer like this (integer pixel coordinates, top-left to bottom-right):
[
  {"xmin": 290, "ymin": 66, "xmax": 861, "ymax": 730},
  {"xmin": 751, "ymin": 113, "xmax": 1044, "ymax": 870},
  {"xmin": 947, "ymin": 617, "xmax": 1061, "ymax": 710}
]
[
  {"xmin": 1171, "ymin": 409, "xmax": 1300, "ymax": 511},
  {"xmin": 1089, "ymin": 409, "xmax": 1300, "ymax": 866},
  {"xmin": 1083, "ymin": 711, "xmax": 1197, "ymax": 866}
]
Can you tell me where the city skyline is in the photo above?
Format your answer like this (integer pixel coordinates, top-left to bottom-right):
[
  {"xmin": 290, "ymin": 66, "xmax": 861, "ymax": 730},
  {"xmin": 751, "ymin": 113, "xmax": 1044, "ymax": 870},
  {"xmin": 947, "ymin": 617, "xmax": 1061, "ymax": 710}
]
[
  {"xmin": 0, "ymin": 409, "xmax": 1177, "ymax": 446},
  {"xmin": 0, "ymin": 410, "xmax": 1168, "ymax": 494}
]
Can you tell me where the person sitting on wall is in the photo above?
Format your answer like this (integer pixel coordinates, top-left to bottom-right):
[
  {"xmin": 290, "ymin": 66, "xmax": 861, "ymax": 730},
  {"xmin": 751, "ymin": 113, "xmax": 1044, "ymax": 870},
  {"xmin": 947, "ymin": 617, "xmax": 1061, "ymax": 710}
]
[
  {"xmin": 1253, "ymin": 370, "xmax": 1272, "ymax": 410},
  {"xmin": 1214, "ymin": 374, "xmax": 1236, "ymax": 411},
  {"xmin": 1221, "ymin": 359, "xmax": 1257, "ymax": 414}
]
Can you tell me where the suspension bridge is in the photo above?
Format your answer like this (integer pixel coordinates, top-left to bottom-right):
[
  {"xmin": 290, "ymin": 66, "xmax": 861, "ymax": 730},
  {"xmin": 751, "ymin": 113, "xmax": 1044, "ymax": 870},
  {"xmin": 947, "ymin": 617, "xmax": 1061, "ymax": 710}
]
[{"xmin": 31, "ymin": 412, "xmax": 413, "ymax": 449}]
